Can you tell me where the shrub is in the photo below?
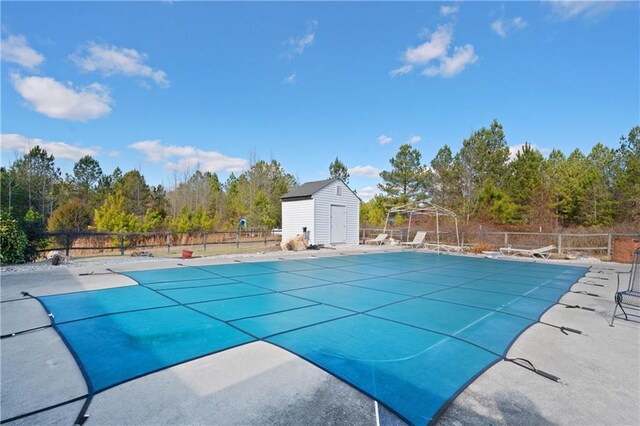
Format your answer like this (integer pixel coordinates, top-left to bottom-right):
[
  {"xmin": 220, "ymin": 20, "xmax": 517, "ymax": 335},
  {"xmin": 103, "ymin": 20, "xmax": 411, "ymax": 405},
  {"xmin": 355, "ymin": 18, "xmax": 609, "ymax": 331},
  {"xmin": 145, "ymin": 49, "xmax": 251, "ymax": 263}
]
[
  {"xmin": 0, "ymin": 210, "xmax": 28, "ymax": 265},
  {"xmin": 48, "ymin": 199, "xmax": 93, "ymax": 252},
  {"xmin": 22, "ymin": 207, "xmax": 47, "ymax": 262},
  {"xmin": 94, "ymin": 191, "xmax": 139, "ymax": 233},
  {"xmin": 48, "ymin": 199, "xmax": 92, "ymax": 232},
  {"xmin": 470, "ymin": 242, "xmax": 494, "ymax": 254}
]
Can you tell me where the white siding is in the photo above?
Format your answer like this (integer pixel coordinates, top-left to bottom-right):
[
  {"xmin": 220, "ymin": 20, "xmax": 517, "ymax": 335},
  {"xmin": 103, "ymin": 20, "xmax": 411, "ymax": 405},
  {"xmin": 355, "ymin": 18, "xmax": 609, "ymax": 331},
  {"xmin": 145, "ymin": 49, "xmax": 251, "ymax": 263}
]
[
  {"xmin": 281, "ymin": 199, "xmax": 315, "ymax": 243},
  {"xmin": 313, "ymin": 180, "xmax": 360, "ymax": 245}
]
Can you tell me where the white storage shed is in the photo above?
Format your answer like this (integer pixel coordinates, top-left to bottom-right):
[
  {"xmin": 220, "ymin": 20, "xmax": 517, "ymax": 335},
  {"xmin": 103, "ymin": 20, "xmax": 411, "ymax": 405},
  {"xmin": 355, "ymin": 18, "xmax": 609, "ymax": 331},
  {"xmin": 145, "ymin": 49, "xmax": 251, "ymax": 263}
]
[{"xmin": 281, "ymin": 178, "xmax": 360, "ymax": 245}]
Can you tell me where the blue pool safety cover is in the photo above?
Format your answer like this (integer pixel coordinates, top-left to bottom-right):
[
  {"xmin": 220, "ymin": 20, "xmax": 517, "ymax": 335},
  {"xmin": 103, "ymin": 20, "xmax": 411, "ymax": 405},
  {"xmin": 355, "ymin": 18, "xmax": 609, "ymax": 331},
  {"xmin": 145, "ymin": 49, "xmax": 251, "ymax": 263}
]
[
  {"xmin": 121, "ymin": 266, "xmax": 216, "ymax": 284},
  {"xmin": 143, "ymin": 277, "xmax": 238, "ymax": 291},
  {"xmin": 236, "ymin": 272, "xmax": 331, "ymax": 291},
  {"xmin": 158, "ymin": 283, "xmax": 271, "ymax": 304},
  {"xmin": 190, "ymin": 292, "xmax": 316, "ymax": 321},
  {"xmin": 285, "ymin": 283, "xmax": 409, "ymax": 312},
  {"xmin": 268, "ymin": 315, "xmax": 500, "ymax": 426},
  {"xmin": 38, "ymin": 252, "xmax": 588, "ymax": 425},
  {"xmin": 57, "ymin": 306, "xmax": 254, "ymax": 392},
  {"xmin": 346, "ymin": 277, "xmax": 448, "ymax": 297},
  {"xmin": 40, "ymin": 286, "xmax": 176, "ymax": 324},
  {"xmin": 233, "ymin": 304, "xmax": 354, "ymax": 338}
]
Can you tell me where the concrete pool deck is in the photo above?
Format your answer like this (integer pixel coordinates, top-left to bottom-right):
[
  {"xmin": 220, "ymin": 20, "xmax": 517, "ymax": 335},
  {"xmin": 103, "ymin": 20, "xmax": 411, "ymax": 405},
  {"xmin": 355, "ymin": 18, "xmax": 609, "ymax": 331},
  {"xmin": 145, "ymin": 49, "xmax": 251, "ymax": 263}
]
[{"xmin": 1, "ymin": 248, "xmax": 638, "ymax": 425}]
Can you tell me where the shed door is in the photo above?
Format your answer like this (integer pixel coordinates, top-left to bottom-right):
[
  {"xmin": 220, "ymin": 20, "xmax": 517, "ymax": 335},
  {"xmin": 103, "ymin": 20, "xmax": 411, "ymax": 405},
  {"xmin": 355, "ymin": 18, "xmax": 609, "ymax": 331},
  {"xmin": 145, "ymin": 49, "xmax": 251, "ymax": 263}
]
[{"xmin": 330, "ymin": 205, "xmax": 347, "ymax": 244}]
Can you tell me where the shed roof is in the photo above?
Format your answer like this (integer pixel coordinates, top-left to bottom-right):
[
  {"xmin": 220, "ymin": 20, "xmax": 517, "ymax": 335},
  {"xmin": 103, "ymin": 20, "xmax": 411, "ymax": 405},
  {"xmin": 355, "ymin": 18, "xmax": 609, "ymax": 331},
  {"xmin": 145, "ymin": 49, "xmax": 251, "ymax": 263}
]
[{"xmin": 281, "ymin": 178, "xmax": 359, "ymax": 201}]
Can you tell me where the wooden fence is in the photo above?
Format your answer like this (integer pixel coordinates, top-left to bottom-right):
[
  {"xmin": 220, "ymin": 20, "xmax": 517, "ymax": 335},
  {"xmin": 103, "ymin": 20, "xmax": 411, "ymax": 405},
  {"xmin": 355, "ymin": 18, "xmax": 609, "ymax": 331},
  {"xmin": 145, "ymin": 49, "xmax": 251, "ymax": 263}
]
[
  {"xmin": 361, "ymin": 228, "xmax": 640, "ymax": 257},
  {"xmin": 38, "ymin": 229, "xmax": 281, "ymax": 257},
  {"xmin": 38, "ymin": 228, "xmax": 639, "ymax": 259}
]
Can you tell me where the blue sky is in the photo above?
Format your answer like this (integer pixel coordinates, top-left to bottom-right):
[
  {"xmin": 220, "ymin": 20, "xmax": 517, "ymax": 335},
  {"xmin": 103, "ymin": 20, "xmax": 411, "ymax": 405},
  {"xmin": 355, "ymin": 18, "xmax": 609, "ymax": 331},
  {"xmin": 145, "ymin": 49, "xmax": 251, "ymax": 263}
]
[{"xmin": 1, "ymin": 1, "xmax": 638, "ymax": 200}]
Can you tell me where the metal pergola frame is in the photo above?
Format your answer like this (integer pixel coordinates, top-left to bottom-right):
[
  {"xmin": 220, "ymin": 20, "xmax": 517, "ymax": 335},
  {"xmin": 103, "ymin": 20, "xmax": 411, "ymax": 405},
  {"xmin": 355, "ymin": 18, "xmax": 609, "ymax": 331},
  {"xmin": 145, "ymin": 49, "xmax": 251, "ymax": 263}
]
[{"xmin": 383, "ymin": 202, "xmax": 460, "ymax": 251}]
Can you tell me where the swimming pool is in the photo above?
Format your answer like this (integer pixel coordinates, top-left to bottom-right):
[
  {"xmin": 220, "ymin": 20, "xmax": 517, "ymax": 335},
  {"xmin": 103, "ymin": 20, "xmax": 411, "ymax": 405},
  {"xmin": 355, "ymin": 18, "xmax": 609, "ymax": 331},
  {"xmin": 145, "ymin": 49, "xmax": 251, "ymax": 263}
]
[{"xmin": 38, "ymin": 251, "xmax": 588, "ymax": 425}]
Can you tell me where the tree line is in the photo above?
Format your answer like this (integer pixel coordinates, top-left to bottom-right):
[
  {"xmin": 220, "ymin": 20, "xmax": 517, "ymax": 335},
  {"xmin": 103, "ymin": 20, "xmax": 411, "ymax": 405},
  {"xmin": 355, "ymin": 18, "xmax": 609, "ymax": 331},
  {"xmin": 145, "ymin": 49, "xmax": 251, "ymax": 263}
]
[
  {"xmin": 0, "ymin": 152, "xmax": 297, "ymax": 263},
  {"xmin": 0, "ymin": 120, "xmax": 637, "ymax": 263},
  {"xmin": 361, "ymin": 121, "xmax": 639, "ymax": 230}
]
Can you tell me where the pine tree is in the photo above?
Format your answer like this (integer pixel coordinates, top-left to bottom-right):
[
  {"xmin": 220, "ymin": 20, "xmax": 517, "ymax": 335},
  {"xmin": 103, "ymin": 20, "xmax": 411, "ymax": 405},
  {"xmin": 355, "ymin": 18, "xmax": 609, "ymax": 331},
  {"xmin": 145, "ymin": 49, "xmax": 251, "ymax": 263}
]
[
  {"xmin": 329, "ymin": 157, "xmax": 349, "ymax": 183},
  {"xmin": 430, "ymin": 145, "xmax": 461, "ymax": 210},
  {"xmin": 456, "ymin": 119, "xmax": 509, "ymax": 222},
  {"xmin": 615, "ymin": 126, "xmax": 640, "ymax": 223},
  {"xmin": 505, "ymin": 143, "xmax": 545, "ymax": 222},
  {"xmin": 378, "ymin": 144, "xmax": 430, "ymax": 204},
  {"xmin": 71, "ymin": 155, "xmax": 102, "ymax": 204},
  {"xmin": 94, "ymin": 190, "xmax": 140, "ymax": 233}
]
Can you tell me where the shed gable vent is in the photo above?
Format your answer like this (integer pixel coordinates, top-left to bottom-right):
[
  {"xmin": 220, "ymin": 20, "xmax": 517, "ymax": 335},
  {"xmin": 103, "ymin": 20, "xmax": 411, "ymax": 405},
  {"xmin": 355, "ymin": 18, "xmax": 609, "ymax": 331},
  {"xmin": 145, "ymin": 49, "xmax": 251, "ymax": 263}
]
[{"xmin": 336, "ymin": 185, "xmax": 342, "ymax": 196}]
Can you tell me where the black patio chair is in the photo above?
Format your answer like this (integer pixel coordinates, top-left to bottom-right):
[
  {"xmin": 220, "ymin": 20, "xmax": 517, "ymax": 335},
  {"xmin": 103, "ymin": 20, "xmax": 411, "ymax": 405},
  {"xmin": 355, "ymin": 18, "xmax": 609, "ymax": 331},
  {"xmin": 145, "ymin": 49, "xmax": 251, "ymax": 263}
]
[{"xmin": 610, "ymin": 247, "xmax": 640, "ymax": 326}]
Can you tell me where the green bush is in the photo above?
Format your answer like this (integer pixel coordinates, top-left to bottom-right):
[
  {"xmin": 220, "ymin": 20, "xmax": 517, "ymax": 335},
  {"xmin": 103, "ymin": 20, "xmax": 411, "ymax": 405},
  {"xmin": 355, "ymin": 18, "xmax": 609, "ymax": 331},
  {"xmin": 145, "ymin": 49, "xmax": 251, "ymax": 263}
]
[
  {"xmin": 48, "ymin": 199, "xmax": 92, "ymax": 232},
  {"xmin": 0, "ymin": 210, "xmax": 28, "ymax": 265},
  {"xmin": 47, "ymin": 199, "xmax": 92, "ymax": 251},
  {"xmin": 22, "ymin": 207, "xmax": 47, "ymax": 262}
]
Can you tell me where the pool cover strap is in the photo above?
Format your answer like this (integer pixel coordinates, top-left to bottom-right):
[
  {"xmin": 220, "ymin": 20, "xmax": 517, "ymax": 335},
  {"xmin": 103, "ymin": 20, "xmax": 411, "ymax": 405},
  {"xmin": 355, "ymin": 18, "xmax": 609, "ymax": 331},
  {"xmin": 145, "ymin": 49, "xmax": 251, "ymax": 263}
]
[
  {"xmin": 0, "ymin": 324, "xmax": 52, "ymax": 339},
  {"xmin": 0, "ymin": 395, "xmax": 88, "ymax": 424},
  {"xmin": 507, "ymin": 357, "xmax": 561, "ymax": 382},
  {"xmin": 1, "ymin": 292, "xmax": 54, "ymax": 338},
  {"xmin": 559, "ymin": 326, "xmax": 582, "ymax": 335},
  {"xmin": 571, "ymin": 290, "xmax": 601, "ymax": 297},
  {"xmin": 78, "ymin": 270, "xmax": 116, "ymax": 276},
  {"xmin": 564, "ymin": 304, "xmax": 596, "ymax": 311},
  {"xmin": 73, "ymin": 396, "xmax": 92, "ymax": 425},
  {"xmin": 581, "ymin": 280, "xmax": 605, "ymax": 287}
]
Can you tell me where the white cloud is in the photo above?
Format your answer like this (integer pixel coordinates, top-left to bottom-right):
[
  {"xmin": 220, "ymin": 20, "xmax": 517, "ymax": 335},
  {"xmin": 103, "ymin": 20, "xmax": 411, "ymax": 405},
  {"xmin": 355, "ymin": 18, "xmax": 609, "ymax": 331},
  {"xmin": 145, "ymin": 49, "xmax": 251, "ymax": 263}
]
[
  {"xmin": 283, "ymin": 72, "xmax": 297, "ymax": 85},
  {"xmin": 348, "ymin": 165, "xmax": 382, "ymax": 178},
  {"xmin": 512, "ymin": 17, "xmax": 527, "ymax": 29},
  {"xmin": 547, "ymin": 0, "xmax": 619, "ymax": 20},
  {"xmin": 406, "ymin": 135, "xmax": 422, "ymax": 144},
  {"xmin": 404, "ymin": 25, "xmax": 453, "ymax": 65},
  {"xmin": 423, "ymin": 44, "xmax": 478, "ymax": 78},
  {"xmin": 389, "ymin": 64, "xmax": 413, "ymax": 77},
  {"xmin": 287, "ymin": 20, "xmax": 317, "ymax": 57},
  {"xmin": 107, "ymin": 150, "xmax": 120, "ymax": 158},
  {"xmin": 377, "ymin": 135, "xmax": 393, "ymax": 145},
  {"xmin": 10, "ymin": 73, "xmax": 112, "ymax": 121},
  {"xmin": 440, "ymin": 5, "xmax": 460, "ymax": 16},
  {"xmin": 392, "ymin": 24, "xmax": 478, "ymax": 78},
  {"xmin": 491, "ymin": 16, "xmax": 528, "ymax": 38},
  {"xmin": 491, "ymin": 20, "xmax": 507, "ymax": 38},
  {"xmin": 0, "ymin": 133, "xmax": 99, "ymax": 161},
  {"xmin": 71, "ymin": 42, "xmax": 169, "ymax": 88},
  {"xmin": 1, "ymin": 34, "xmax": 44, "ymax": 70},
  {"xmin": 357, "ymin": 186, "xmax": 379, "ymax": 201},
  {"xmin": 508, "ymin": 143, "xmax": 551, "ymax": 161},
  {"xmin": 129, "ymin": 140, "xmax": 249, "ymax": 173}
]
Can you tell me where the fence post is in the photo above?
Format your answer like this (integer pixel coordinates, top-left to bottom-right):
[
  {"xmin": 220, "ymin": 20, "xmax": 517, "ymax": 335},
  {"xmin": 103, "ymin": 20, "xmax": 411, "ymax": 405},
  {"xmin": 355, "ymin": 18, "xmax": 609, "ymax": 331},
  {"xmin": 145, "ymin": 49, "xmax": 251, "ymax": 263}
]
[
  {"xmin": 607, "ymin": 233, "xmax": 612, "ymax": 258},
  {"xmin": 119, "ymin": 234, "xmax": 125, "ymax": 256},
  {"xmin": 203, "ymin": 233, "xmax": 207, "ymax": 251},
  {"xmin": 236, "ymin": 229, "xmax": 240, "ymax": 248},
  {"xmin": 557, "ymin": 233, "xmax": 562, "ymax": 254},
  {"xmin": 166, "ymin": 232, "xmax": 171, "ymax": 254},
  {"xmin": 65, "ymin": 233, "xmax": 71, "ymax": 257},
  {"xmin": 504, "ymin": 232, "xmax": 508, "ymax": 247},
  {"xmin": 264, "ymin": 229, "xmax": 267, "ymax": 246}
]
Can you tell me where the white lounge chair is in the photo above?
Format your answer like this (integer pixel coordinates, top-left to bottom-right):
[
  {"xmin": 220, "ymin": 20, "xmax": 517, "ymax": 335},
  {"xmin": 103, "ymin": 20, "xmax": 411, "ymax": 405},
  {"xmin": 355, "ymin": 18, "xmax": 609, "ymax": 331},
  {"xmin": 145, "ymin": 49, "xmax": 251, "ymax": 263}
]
[
  {"xmin": 365, "ymin": 233, "xmax": 388, "ymax": 245},
  {"xmin": 423, "ymin": 243, "xmax": 464, "ymax": 253},
  {"xmin": 401, "ymin": 231, "xmax": 427, "ymax": 249},
  {"xmin": 440, "ymin": 244, "xmax": 464, "ymax": 253},
  {"xmin": 423, "ymin": 243, "xmax": 436, "ymax": 250},
  {"xmin": 499, "ymin": 245, "xmax": 556, "ymax": 259}
]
